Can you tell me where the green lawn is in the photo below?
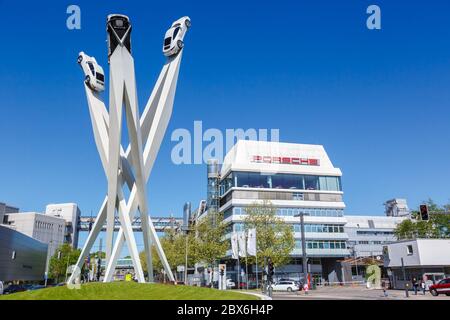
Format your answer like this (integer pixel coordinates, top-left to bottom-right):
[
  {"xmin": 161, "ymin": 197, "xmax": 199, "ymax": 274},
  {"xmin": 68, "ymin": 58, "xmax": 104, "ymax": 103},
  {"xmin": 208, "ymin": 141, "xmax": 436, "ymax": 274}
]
[{"xmin": 0, "ymin": 282, "xmax": 259, "ymax": 300}]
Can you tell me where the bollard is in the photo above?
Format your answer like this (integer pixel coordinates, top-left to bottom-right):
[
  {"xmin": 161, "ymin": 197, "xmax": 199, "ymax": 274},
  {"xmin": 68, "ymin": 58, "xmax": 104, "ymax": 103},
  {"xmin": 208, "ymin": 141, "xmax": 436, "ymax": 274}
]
[{"xmin": 405, "ymin": 283, "xmax": 409, "ymax": 298}]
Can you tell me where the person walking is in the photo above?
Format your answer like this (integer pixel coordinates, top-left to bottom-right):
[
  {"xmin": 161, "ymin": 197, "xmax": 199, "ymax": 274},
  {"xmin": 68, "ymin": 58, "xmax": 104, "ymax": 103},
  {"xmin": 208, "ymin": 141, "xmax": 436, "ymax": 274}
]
[
  {"xmin": 382, "ymin": 280, "xmax": 388, "ymax": 297},
  {"xmin": 303, "ymin": 282, "xmax": 309, "ymax": 295},
  {"xmin": 421, "ymin": 280, "xmax": 426, "ymax": 295},
  {"xmin": 412, "ymin": 277, "xmax": 419, "ymax": 295}
]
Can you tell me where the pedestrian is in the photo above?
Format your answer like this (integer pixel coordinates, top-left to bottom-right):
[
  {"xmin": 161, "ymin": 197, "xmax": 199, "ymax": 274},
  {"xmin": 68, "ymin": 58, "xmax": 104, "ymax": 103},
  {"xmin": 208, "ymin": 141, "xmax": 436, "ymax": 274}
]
[
  {"xmin": 421, "ymin": 280, "xmax": 426, "ymax": 295},
  {"xmin": 303, "ymin": 282, "xmax": 309, "ymax": 295},
  {"xmin": 382, "ymin": 280, "xmax": 388, "ymax": 297},
  {"xmin": 412, "ymin": 277, "xmax": 418, "ymax": 295},
  {"xmin": 0, "ymin": 280, "xmax": 3, "ymax": 295}
]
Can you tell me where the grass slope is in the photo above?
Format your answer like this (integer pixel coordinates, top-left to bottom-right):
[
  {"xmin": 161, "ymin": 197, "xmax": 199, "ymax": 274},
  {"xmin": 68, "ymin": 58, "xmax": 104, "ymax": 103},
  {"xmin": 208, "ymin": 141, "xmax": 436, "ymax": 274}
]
[{"xmin": 0, "ymin": 282, "xmax": 258, "ymax": 300}]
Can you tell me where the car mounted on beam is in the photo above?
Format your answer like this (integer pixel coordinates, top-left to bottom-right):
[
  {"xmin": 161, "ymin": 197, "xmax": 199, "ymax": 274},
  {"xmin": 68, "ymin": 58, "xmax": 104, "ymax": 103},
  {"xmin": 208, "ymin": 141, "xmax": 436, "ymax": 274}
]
[
  {"xmin": 107, "ymin": 14, "xmax": 132, "ymax": 61},
  {"xmin": 77, "ymin": 52, "xmax": 105, "ymax": 92},
  {"xmin": 162, "ymin": 16, "xmax": 191, "ymax": 57}
]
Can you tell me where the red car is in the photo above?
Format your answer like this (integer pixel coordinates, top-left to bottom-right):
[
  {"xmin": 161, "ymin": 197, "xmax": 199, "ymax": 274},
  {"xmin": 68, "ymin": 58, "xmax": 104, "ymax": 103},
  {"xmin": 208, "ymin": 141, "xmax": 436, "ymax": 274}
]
[{"xmin": 429, "ymin": 278, "xmax": 450, "ymax": 296}]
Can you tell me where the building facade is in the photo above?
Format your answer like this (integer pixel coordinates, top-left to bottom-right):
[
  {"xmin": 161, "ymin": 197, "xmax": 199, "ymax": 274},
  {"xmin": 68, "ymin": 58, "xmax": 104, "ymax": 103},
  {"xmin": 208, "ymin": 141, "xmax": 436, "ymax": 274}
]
[
  {"xmin": 0, "ymin": 202, "xmax": 19, "ymax": 225},
  {"xmin": 0, "ymin": 225, "xmax": 48, "ymax": 282},
  {"xmin": 384, "ymin": 239, "xmax": 450, "ymax": 289},
  {"xmin": 217, "ymin": 140, "xmax": 350, "ymax": 284},
  {"xmin": 3, "ymin": 212, "xmax": 65, "ymax": 264},
  {"xmin": 384, "ymin": 198, "xmax": 410, "ymax": 218},
  {"xmin": 45, "ymin": 203, "xmax": 81, "ymax": 248},
  {"xmin": 345, "ymin": 215, "xmax": 405, "ymax": 258}
]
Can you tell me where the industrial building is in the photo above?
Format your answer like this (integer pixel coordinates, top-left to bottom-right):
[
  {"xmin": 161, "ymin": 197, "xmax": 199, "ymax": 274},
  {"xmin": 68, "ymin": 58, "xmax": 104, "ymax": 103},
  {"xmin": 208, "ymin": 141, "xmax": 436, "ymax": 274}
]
[
  {"xmin": 345, "ymin": 215, "xmax": 405, "ymax": 258},
  {"xmin": 0, "ymin": 225, "xmax": 48, "ymax": 282},
  {"xmin": 0, "ymin": 203, "xmax": 81, "ymax": 282},
  {"xmin": 383, "ymin": 239, "xmax": 450, "ymax": 289},
  {"xmin": 0, "ymin": 202, "xmax": 19, "ymax": 224}
]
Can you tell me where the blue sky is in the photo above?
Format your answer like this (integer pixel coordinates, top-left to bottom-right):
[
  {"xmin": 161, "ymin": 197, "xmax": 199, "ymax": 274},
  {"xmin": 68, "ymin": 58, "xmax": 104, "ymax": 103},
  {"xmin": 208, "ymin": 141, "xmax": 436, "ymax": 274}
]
[{"xmin": 1, "ymin": 1, "xmax": 450, "ymax": 250}]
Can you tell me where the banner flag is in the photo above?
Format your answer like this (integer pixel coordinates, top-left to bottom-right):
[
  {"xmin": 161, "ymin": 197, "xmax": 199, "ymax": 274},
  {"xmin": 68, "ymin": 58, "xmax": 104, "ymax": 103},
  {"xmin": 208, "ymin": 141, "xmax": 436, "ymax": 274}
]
[
  {"xmin": 238, "ymin": 231, "xmax": 247, "ymax": 257},
  {"xmin": 247, "ymin": 228, "xmax": 257, "ymax": 256},
  {"xmin": 231, "ymin": 232, "xmax": 239, "ymax": 259}
]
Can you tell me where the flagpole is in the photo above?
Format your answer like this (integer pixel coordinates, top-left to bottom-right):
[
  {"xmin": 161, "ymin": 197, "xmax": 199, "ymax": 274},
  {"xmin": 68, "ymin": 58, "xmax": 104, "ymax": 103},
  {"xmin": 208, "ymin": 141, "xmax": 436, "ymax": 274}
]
[
  {"xmin": 255, "ymin": 252, "xmax": 259, "ymax": 290},
  {"xmin": 245, "ymin": 255, "xmax": 249, "ymax": 290},
  {"xmin": 237, "ymin": 256, "xmax": 240, "ymax": 290},
  {"xmin": 245, "ymin": 232, "xmax": 249, "ymax": 291}
]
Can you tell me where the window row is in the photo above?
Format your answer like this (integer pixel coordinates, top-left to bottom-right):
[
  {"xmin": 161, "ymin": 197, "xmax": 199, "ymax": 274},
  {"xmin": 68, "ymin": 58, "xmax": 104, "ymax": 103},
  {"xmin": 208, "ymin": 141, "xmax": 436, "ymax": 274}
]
[
  {"xmin": 293, "ymin": 224, "xmax": 345, "ymax": 233},
  {"xmin": 356, "ymin": 231, "xmax": 394, "ymax": 236},
  {"xmin": 220, "ymin": 172, "xmax": 342, "ymax": 195},
  {"xmin": 227, "ymin": 207, "xmax": 344, "ymax": 218},
  {"xmin": 295, "ymin": 240, "xmax": 347, "ymax": 250}
]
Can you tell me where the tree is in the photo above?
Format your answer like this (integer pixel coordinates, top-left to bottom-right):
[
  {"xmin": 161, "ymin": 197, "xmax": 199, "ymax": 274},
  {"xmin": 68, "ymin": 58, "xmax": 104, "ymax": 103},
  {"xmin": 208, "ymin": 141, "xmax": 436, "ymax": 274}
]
[
  {"xmin": 395, "ymin": 199, "xmax": 450, "ymax": 240},
  {"xmin": 48, "ymin": 243, "xmax": 81, "ymax": 283},
  {"xmin": 192, "ymin": 210, "xmax": 228, "ymax": 269},
  {"xmin": 243, "ymin": 201, "xmax": 295, "ymax": 283},
  {"xmin": 140, "ymin": 229, "xmax": 197, "ymax": 281}
]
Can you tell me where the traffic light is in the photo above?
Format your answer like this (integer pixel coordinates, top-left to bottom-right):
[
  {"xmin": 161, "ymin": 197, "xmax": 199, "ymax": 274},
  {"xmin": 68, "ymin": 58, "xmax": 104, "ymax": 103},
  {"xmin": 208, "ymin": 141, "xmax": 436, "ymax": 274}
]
[
  {"xmin": 419, "ymin": 204, "xmax": 429, "ymax": 221},
  {"xmin": 268, "ymin": 259, "xmax": 274, "ymax": 282},
  {"xmin": 219, "ymin": 265, "xmax": 225, "ymax": 277}
]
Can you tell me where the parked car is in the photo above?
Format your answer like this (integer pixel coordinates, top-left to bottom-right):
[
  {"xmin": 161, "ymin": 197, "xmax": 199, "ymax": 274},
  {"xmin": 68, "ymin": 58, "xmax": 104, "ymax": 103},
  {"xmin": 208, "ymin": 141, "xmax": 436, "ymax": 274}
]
[
  {"xmin": 278, "ymin": 278, "xmax": 303, "ymax": 289},
  {"xmin": 162, "ymin": 16, "xmax": 191, "ymax": 57},
  {"xmin": 77, "ymin": 52, "xmax": 105, "ymax": 92},
  {"xmin": 3, "ymin": 284, "xmax": 27, "ymax": 295},
  {"xmin": 429, "ymin": 278, "xmax": 450, "ymax": 296},
  {"xmin": 271, "ymin": 281, "xmax": 300, "ymax": 292}
]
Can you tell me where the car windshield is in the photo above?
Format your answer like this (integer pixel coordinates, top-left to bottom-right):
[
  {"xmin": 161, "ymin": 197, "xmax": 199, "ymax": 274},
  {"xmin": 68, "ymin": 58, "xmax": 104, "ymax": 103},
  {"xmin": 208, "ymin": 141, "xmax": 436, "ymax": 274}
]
[
  {"xmin": 164, "ymin": 37, "xmax": 171, "ymax": 46},
  {"xmin": 173, "ymin": 27, "xmax": 180, "ymax": 39},
  {"xmin": 96, "ymin": 73, "xmax": 104, "ymax": 82},
  {"xmin": 88, "ymin": 62, "xmax": 95, "ymax": 76}
]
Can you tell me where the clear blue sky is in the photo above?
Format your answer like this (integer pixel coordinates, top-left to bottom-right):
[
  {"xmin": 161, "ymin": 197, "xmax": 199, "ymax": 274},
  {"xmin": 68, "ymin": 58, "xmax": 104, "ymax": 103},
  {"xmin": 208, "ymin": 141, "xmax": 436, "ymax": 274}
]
[{"xmin": 1, "ymin": 1, "xmax": 450, "ymax": 249}]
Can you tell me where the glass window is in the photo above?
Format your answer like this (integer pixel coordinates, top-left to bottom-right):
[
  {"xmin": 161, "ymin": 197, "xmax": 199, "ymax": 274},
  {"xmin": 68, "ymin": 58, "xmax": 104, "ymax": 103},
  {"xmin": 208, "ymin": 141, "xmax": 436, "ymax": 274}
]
[
  {"xmin": 173, "ymin": 27, "xmax": 180, "ymax": 38},
  {"xmin": 88, "ymin": 62, "xmax": 95, "ymax": 75},
  {"xmin": 96, "ymin": 72, "xmax": 104, "ymax": 82},
  {"xmin": 304, "ymin": 176, "xmax": 319, "ymax": 190}
]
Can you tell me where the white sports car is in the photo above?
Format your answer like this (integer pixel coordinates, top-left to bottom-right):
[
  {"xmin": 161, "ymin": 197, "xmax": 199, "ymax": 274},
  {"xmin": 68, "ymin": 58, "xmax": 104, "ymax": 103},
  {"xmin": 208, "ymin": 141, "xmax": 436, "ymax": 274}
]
[
  {"xmin": 162, "ymin": 16, "xmax": 191, "ymax": 57},
  {"xmin": 77, "ymin": 52, "xmax": 105, "ymax": 92}
]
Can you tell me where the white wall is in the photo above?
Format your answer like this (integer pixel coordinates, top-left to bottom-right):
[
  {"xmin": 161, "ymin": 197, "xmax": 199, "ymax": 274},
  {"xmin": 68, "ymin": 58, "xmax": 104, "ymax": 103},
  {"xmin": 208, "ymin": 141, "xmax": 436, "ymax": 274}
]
[{"xmin": 386, "ymin": 239, "xmax": 450, "ymax": 267}]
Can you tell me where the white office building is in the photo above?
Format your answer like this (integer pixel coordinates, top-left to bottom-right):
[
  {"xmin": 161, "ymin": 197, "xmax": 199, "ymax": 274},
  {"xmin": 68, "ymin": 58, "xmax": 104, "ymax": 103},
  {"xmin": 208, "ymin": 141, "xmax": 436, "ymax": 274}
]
[
  {"xmin": 45, "ymin": 203, "xmax": 81, "ymax": 248},
  {"xmin": 216, "ymin": 140, "xmax": 350, "ymax": 284},
  {"xmin": 3, "ymin": 212, "xmax": 65, "ymax": 264},
  {"xmin": 345, "ymin": 215, "xmax": 406, "ymax": 258}
]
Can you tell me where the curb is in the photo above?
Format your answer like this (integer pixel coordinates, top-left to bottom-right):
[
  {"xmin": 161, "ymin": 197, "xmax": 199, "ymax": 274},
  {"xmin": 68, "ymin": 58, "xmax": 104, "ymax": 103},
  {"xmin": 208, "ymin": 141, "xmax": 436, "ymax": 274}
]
[{"xmin": 239, "ymin": 291, "xmax": 272, "ymax": 300}]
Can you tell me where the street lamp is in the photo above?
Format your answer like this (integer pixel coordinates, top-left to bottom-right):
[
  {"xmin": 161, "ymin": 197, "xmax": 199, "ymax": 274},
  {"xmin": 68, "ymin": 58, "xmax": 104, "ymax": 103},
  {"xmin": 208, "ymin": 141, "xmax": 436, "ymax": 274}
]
[{"xmin": 294, "ymin": 212, "xmax": 309, "ymax": 287}]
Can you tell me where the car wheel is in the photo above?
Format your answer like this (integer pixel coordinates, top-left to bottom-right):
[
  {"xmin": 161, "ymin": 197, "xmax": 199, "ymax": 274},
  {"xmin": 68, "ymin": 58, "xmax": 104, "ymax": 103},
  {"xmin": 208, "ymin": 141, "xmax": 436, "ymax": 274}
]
[
  {"xmin": 430, "ymin": 289, "xmax": 439, "ymax": 296},
  {"xmin": 85, "ymin": 75, "xmax": 91, "ymax": 84},
  {"xmin": 185, "ymin": 19, "xmax": 191, "ymax": 28},
  {"xmin": 177, "ymin": 40, "xmax": 184, "ymax": 49},
  {"xmin": 287, "ymin": 287, "xmax": 292, "ymax": 292},
  {"xmin": 446, "ymin": 293, "xmax": 450, "ymax": 296},
  {"xmin": 77, "ymin": 55, "xmax": 83, "ymax": 64}
]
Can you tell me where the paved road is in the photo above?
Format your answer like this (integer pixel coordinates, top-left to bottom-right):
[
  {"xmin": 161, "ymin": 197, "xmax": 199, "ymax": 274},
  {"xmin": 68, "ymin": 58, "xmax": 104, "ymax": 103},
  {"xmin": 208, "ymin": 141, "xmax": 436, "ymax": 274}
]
[{"xmin": 271, "ymin": 286, "xmax": 450, "ymax": 300}]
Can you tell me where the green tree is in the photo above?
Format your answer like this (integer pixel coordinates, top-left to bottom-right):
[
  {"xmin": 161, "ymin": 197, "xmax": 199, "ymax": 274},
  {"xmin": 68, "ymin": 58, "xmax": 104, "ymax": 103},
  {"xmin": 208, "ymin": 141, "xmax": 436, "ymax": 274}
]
[
  {"xmin": 243, "ymin": 201, "xmax": 295, "ymax": 282},
  {"xmin": 192, "ymin": 210, "xmax": 228, "ymax": 269},
  {"xmin": 140, "ymin": 229, "xmax": 197, "ymax": 281},
  {"xmin": 395, "ymin": 199, "xmax": 450, "ymax": 240},
  {"xmin": 48, "ymin": 243, "xmax": 81, "ymax": 283}
]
